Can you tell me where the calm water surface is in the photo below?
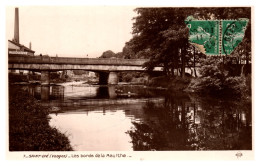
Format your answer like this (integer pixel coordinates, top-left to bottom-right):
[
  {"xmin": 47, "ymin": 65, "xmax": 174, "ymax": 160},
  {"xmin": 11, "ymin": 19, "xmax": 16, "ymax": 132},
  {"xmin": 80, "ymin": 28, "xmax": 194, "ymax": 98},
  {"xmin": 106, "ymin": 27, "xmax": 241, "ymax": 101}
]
[{"xmin": 23, "ymin": 82, "xmax": 252, "ymax": 151}]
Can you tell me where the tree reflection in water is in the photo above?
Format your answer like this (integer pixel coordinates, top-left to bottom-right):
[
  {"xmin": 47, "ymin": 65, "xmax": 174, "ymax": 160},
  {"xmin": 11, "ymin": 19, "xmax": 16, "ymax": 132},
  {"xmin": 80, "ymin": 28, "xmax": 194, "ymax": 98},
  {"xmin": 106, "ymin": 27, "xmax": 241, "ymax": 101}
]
[{"xmin": 126, "ymin": 92, "xmax": 252, "ymax": 151}]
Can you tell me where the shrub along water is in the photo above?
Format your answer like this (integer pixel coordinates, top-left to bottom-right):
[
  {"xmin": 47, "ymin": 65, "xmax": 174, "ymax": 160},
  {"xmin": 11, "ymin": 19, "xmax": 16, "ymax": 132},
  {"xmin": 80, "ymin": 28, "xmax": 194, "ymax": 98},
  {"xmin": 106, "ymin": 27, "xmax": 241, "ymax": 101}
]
[
  {"xmin": 187, "ymin": 57, "xmax": 251, "ymax": 99},
  {"xmin": 9, "ymin": 86, "xmax": 73, "ymax": 151}
]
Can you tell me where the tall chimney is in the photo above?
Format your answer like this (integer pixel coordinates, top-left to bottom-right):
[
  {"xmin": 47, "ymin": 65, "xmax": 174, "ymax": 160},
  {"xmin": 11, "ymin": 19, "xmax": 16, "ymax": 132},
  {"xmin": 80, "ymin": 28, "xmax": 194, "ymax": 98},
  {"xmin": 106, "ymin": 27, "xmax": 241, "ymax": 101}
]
[
  {"xmin": 29, "ymin": 42, "xmax": 31, "ymax": 49},
  {"xmin": 14, "ymin": 7, "xmax": 19, "ymax": 44}
]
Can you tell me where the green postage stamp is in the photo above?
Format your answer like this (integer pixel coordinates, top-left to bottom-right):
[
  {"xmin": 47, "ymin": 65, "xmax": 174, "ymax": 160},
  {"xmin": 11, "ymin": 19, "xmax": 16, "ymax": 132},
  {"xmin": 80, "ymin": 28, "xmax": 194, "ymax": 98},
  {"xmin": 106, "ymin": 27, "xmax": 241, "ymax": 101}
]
[{"xmin": 185, "ymin": 18, "xmax": 248, "ymax": 56}]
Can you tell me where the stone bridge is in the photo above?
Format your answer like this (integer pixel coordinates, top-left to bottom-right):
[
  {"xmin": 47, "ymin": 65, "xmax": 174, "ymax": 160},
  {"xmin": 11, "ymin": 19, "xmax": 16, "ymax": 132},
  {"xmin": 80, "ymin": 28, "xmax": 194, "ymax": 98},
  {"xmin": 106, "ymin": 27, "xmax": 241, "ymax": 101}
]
[{"xmin": 8, "ymin": 56, "xmax": 162, "ymax": 84}]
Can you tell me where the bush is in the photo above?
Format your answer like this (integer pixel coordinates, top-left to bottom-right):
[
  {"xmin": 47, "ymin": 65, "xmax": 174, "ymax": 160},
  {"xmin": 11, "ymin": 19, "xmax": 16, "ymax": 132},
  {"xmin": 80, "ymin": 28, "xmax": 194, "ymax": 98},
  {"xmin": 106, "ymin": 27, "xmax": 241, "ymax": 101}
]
[
  {"xmin": 188, "ymin": 57, "xmax": 251, "ymax": 97},
  {"xmin": 9, "ymin": 87, "xmax": 73, "ymax": 151},
  {"xmin": 122, "ymin": 73, "xmax": 133, "ymax": 82},
  {"xmin": 189, "ymin": 76, "xmax": 222, "ymax": 93},
  {"xmin": 223, "ymin": 76, "xmax": 245, "ymax": 95}
]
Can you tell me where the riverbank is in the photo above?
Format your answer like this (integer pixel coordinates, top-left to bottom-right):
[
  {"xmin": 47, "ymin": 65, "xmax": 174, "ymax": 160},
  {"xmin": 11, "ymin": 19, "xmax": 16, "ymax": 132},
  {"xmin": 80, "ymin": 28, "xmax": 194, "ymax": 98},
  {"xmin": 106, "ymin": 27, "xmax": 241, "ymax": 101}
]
[
  {"xmin": 9, "ymin": 86, "xmax": 73, "ymax": 151},
  {"xmin": 147, "ymin": 76, "xmax": 191, "ymax": 91},
  {"xmin": 148, "ymin": 75, "xmax": 251, "ymax": 99}
]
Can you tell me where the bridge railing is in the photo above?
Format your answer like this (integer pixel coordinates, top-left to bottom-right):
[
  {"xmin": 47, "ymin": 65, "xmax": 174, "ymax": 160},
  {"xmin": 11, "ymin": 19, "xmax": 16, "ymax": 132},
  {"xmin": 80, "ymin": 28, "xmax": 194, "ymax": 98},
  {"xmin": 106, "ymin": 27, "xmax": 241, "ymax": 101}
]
[{"xmin": 8, "ymin": 55, "xmax": 148, "ymax": 66}]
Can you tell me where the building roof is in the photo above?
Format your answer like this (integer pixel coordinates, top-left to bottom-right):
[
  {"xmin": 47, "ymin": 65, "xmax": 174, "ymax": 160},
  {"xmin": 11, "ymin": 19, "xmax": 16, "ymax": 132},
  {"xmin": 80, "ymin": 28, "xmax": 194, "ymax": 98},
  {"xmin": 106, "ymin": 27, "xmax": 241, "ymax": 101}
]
[{"xmin": 8, "ymin": 40, "xmax": 35, "ymax": 53}]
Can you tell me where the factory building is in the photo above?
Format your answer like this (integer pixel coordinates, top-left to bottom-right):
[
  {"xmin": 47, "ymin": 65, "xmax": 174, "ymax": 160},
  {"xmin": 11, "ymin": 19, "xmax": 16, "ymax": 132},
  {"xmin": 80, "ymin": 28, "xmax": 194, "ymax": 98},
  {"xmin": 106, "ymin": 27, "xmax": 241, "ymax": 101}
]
[{"xmin": 8, "ymin": 40, "xmax": 35, "ymax": 56}]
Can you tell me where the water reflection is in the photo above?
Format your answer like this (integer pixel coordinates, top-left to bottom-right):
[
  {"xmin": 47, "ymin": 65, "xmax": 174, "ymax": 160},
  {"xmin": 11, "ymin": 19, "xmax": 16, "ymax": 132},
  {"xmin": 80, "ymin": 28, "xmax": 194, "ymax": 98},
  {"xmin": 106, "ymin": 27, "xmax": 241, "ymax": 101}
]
[
  {"xmin": 52, "ymin": 86, "xmax": 64, "ymax": 100},
  {"xmin": 26, "ymin": 85, "xmax": 65, "ymax": 100},
  {"xmin": 41, "ymin": 86, "xmax": 50, "ymax": 101},
  {"xmin": 127, "ymin": 93, "xmax": 252, "ymax": 150},
  {"xmin": 26, "ymin": 84, "xmax": 164, "ymax": 101},
  {"xmin": 22, "ymin": 83, "xmax": 251, "ymax": 151},
  {"xmin": 50, "ymin": 110, "xmax": 134, "ymax": 151}
]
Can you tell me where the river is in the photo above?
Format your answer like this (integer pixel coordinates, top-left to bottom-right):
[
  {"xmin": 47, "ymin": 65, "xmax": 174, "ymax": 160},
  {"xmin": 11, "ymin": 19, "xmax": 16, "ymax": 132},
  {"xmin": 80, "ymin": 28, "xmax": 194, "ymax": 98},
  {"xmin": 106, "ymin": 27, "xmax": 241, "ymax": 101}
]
[{"xmin": 20, "ymin": 81, "xmax": 252, "ymax": 151}]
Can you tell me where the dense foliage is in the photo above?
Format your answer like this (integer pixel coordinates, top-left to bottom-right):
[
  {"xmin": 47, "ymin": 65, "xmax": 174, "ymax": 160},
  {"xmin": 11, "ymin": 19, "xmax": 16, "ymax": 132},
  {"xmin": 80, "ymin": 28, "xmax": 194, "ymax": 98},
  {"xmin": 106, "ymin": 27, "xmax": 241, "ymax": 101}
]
[
  {"xmin": 99, "ymin": 50, "xmax": 123, "ymax": 59},
  {"xmin": 9, "ymin": 87, "xmax": 73, "ymax": 151},
  {"xmin": 123, "ymin": 7, "xmax": 251, "ymax": 78},
  {"xmin": 188, "ymin": 57, "xmax": 251, "ymax": 98}
]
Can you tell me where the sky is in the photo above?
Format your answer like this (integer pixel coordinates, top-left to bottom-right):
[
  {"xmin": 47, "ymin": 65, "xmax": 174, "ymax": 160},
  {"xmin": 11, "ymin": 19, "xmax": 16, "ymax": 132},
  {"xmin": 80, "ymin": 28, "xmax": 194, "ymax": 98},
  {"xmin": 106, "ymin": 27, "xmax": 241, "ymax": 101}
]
[{"xmin": 6, "ymin": 6, "xmax": 136, "ymax": 58}]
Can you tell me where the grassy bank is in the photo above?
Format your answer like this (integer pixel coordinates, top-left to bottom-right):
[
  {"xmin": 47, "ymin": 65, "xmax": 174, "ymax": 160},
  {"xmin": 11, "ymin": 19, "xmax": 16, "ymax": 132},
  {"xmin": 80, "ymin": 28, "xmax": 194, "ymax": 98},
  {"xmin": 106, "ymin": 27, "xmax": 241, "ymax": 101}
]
[{"xmin": 9, "ymin": 86, "xmax": 73, "ymax": 151}]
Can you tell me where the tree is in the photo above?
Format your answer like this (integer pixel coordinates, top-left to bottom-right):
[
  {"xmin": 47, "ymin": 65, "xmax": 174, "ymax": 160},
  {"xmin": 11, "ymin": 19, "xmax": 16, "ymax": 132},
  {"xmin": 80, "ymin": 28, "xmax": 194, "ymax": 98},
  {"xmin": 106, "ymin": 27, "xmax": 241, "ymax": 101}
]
[
  {"xmin": 115, "ymin": 52, "xmax": 123, "ymax": 59},
  {"xmin": 100, "ymin": 50, "xmax": 124, "ymax": 59},
  {"xmin": 99, "ymin": 50, "xmax": 116, "ymax": 58},
  {"xmin": 127, "ymin": 7, "xmax": 251, "ymax": 78},
  {"xmin": 130, "ymin": 8, "xmax": 209, "ymax": 78},
  {"xmin": 122, "ymin": 38, "xmax": 152, "ymax": 59}
]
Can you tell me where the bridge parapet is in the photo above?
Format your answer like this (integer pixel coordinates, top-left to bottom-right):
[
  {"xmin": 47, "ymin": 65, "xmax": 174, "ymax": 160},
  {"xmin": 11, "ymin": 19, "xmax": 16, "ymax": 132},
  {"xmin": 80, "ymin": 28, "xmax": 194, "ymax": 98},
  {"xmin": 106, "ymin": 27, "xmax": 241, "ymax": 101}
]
[{"xmin": 8, "ymin": 56, "xmax": 148, "ymax": 66}]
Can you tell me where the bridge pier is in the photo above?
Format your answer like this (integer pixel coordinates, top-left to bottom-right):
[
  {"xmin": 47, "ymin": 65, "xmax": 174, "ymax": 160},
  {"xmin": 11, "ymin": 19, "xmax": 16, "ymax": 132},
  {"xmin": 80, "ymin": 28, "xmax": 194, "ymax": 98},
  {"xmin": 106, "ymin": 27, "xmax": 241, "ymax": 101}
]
[
  {"xmin": 108, "ymin": 71, "xmax": 118, "ymax": 85},
  {"xmin": 98, "ymin": 72, "xmax": 109, "ymax": 85},
  {"xmin": 41, "ymin": 71, "xmax": 50, "ymax": 85}
]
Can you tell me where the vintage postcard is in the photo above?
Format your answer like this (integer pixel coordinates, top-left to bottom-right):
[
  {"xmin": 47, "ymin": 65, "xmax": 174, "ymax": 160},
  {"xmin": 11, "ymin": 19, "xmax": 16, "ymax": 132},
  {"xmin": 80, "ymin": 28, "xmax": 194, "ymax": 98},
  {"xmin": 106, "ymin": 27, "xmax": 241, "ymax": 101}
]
[{"xmin": 4, "ymin": 2, "xmax": 255, "ymax": 162}]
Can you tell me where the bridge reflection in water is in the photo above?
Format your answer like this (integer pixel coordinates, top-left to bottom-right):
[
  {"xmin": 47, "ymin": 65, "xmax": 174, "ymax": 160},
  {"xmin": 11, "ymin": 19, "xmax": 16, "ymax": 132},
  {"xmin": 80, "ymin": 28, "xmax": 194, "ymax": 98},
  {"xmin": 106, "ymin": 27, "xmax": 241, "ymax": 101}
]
[
  {"xmin": 28, "ymin": 85, "xmax": 65, "ymax": 101},
  {"xmin": 23, "ymin": 84, "xmax": 251, "ymax": 151},
  {"xmin": 28, "ymin": 85, "xmax": 142, "ymax": 101}
]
